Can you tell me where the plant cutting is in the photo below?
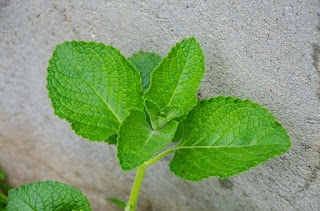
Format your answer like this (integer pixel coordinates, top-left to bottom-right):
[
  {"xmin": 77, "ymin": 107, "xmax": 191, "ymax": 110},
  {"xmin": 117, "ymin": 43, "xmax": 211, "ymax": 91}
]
[{"xmin": 5, "ymin": 37, "xmax": 291, "ymax": 210}]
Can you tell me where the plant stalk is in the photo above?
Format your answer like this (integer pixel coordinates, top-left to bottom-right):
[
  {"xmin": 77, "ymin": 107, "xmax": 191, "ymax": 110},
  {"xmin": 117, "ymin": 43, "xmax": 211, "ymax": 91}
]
[
  {"xmin": 125, "ymin": 164, "xmax": 148, "ymax": 211},
  {"xmin": 125, "ymin": 147, "xmax": 176, "ymax": 211},
  {"xmin": 145, "ymin": 148, "xmax": 175, "ymax": 166}
]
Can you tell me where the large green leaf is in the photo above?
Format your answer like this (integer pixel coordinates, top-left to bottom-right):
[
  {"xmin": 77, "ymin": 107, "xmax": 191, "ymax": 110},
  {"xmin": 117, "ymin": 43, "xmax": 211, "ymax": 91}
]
[
  {"xmin": 144, "ymin": 37, "xmax": 205, "ymax": 121},
  {"xmin": 117, "ymin": 109, "xmax": 179, "ymax": 171},
  {"xmin": 47, "ymin": 41, "xmax": 143, "ymax": 141},
  {"xmin": 169, "ymin": 96, "xmax": 291, "ymax": 181},
  {"xmin": 128, "ymin": 51, "xmax": 162, "ymax": 92},
  {"xmin": 6, "ymin": 181, "xmax": 91, "ymax": 211}
]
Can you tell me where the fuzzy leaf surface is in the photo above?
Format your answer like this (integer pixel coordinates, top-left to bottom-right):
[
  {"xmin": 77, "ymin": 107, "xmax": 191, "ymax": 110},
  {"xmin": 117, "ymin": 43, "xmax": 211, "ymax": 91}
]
[
  {"xmin": 47, "ymin": 41, "xmax": 143, "ymax": 141},
  {"xmin": 169, "ymin": 96, "xmax": 291, "ymax": 181},
  {"xmin": 117, "ymin": 109, "xmax": 178, "ymax": 171},
  {"xmin": 144, "ymin": 37, "xmax": 205, "ymax": 118},
  {"xmin": 6, "ymin": 181, "xmax": 91, "ymax": 211},
  {"xmin": 128, "ymin": 51, "xmax": 162, "ymax": 92}
]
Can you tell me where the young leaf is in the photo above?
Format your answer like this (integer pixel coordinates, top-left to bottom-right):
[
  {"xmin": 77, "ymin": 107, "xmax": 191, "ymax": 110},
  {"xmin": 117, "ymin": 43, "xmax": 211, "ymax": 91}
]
[
  {"xmin": 47, "ymin": 41, "xmax": 143, "ymax": 142},
  {"xmin": 161, "ymin": 105, "xmax": 184, "ymax": 124},
  {"xmin": 144, "ymin": 37, "xmax": 205, "ymax": 119},
  {"xmin": 105, "ymin": 109, "xmax": 156, "ymax": 146},
  {"xmin": 108, "ymin": 197, "xmax": 126, "ymax": 209},
  {"xmin": 117, "ymin": 109, "xmax": 179, "ymax": 171},
  {"xmin": 128, "ymin": 51, "xmax": 162, "ymax": 92},
  {"xmin": 105, "ymin": 134, "xmax": 118, "ymax": 145},
  {"xmin": 169, "ymin": 96, "xmax": 291, "ymax": 181},
  {"xmin": 6, "ymin": 181, "xmax": 91, "ymax": 211},
  {"xmin": 171, "ymin": 122, "xmax": 184, "ymax": 143},
  {"xmin": 144, "ymin": 100, "xmax": 183, "ymax": 130},
  {"xmin": 144, "ymin": 100, "xmax": 163, "ymax": 130}
]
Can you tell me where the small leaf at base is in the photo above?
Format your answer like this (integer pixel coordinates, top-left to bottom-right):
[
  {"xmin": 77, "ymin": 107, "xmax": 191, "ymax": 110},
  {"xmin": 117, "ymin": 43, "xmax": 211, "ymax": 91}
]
[{"xmin": 108, "ymin": 197, "xmax": 126, "ymax": 209}]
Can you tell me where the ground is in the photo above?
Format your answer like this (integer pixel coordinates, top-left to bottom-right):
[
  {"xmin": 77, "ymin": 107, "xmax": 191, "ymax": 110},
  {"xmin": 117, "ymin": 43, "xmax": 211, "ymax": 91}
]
[{"xmin": 0, "ymin": 0, "xmax": 319, "ymax": 210}]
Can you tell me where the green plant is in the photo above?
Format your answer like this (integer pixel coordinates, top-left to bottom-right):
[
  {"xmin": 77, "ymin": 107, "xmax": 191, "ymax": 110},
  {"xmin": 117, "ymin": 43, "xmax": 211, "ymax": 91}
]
[
  {"xmin": 5, "ymin": 37, "xmax": 291, "ymax": 210},
  {"xmin": 0, "ymin": 168, "xmax": 9, "ymax": 210}
]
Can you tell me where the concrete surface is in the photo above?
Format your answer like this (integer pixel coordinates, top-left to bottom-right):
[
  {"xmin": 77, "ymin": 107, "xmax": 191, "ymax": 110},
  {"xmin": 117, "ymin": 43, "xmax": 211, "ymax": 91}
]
[{"xmin": 1, "ymin": 0, "xmax": 320, "ymax": 210}]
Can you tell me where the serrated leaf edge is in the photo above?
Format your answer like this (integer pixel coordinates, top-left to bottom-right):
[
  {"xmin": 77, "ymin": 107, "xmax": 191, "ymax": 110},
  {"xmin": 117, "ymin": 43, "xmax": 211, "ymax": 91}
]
[
  {"xmin": 47, "ymin": 41, "xmax": 143, "ymax": 142},
  {"xmin": 143, "ymin": 36, "xmax": 205, "ymax": 113},
  {"xmin": 168, "ymin": 95, "xmax": 291, "ymax": 181},
  {"xmin": 8, "ymin": 180, "xmax": 92, "ymax": 210},
  {"xmin": 117, "ymin": 108, "xmax": 179, "ymax": 171}
]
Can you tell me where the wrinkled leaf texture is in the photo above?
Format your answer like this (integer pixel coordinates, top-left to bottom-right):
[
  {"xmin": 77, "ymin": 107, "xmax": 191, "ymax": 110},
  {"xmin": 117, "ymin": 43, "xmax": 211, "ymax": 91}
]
[
  {"xmin": 7, "ymin": 181, "xmax": 91, "ymax": 211},
  {"xmin": 169, "ymin": 96, "xmax": 291, "ymax": 180},
  {"xmin": 47, "ymin": 41, "xmax": 143, "ymax": 142}
]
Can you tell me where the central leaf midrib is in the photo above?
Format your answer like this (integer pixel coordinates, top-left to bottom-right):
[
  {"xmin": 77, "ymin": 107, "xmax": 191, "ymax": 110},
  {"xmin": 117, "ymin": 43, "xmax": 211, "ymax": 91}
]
[
  {"xmin": 136, "ymin": 130, "xmax": 156, "ymax": 155},
  {"xmin": 74, "ymin": 68, "xmax": 121, "ymax": 123},
  {"xmin": 167, "ymin": 43, "xmax": 193, "ymax": 107}
]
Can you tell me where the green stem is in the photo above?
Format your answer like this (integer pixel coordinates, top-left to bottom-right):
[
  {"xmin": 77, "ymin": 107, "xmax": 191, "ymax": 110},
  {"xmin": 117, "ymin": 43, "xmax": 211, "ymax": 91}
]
[
  {"xmin": 145, "ymin": 148, "xmax": 176, "ymax": 166},
  {"xmin": 125, "ymin": 164, "xmax": 147, "ymax": 211},
  {"xmin": 125, "ymin": 147, "xmax": 176, "ymax": 211},
  {"xmin": 0, "ymin": 190, "xmax": 8, "ymax": 201}
]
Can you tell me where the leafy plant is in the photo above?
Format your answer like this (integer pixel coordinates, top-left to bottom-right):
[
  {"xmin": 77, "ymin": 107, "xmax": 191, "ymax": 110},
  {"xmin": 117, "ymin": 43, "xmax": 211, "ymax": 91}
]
[{"xmin": 5, "ymin": 37, "xmax": 291, "ymax": 210}]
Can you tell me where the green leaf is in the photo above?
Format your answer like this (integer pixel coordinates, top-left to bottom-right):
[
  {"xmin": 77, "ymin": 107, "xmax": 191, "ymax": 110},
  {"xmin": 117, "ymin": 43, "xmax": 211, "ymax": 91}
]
[
  {"xmin": 171, "ymin": 122, "xmax": 184, "ymax": 143},
  {"xmin": 128, "ymin": 51, "xmax": 162, "ymax": 92},
  {"xmin": 47, "ymin": 41, "xmax": 143, "ymax": 142},
  {"xmin": 144, "ymin": 100, "xmax": 162, "ymax": 130},
  {"xmin": 108, "ymin": 197, "xmax": 126, "ymax": 209},
  {"xmin": 6, "ymin": 181, "xmax": 91, "ymax": 211},
  {"xmin": 169, "ymin": 96, "xmax": 291, "ymax": 181},
  {"xmin": 144, "ymin": 37, "xmax": 205, "ymax": 119},
  {"xmin": 105, "ymin": 134, "xmax": 118, "ymax": 145},
  {"xmin": 144, "ymin": 100, "xmax": 183, "ymax": 130},
  {"xmin": 117, "ymin": 109, "xmax": 179, "ymax": 171},
  {"xmin": 161, "ymin": 105, "xmax": 183, "ymax": 124}
]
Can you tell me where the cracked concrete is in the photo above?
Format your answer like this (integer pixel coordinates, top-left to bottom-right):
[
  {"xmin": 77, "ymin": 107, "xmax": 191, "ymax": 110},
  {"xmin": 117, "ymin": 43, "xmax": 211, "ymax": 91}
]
[{"xmin": 1, "ymin": 0, "xmax": 320, "ymax": 210}]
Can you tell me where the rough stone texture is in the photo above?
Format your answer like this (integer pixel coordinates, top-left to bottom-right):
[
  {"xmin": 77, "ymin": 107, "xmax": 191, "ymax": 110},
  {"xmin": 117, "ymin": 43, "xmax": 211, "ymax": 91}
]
[{"xmin": 1, "ymin": 0, "xmax": 319, "ymax": 210}]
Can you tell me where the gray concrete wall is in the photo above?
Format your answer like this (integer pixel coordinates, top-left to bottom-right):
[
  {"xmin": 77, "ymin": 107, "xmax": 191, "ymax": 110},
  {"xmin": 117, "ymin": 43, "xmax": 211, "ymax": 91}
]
[{"xmin": 1, "ymin": 0, "xmax": 320, "ymax": 210}]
